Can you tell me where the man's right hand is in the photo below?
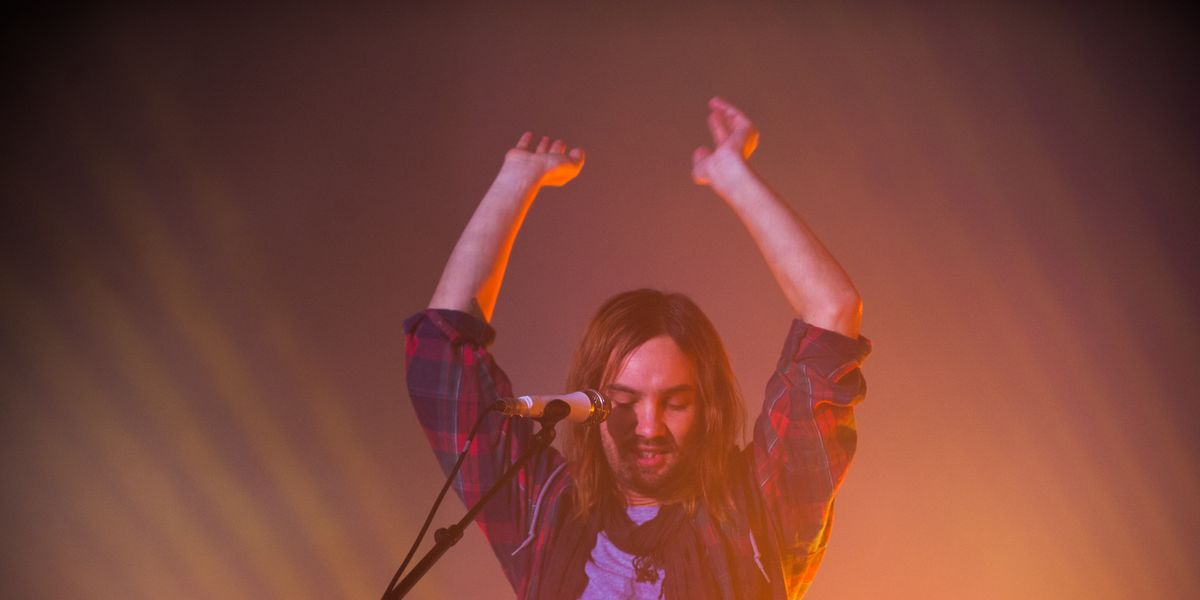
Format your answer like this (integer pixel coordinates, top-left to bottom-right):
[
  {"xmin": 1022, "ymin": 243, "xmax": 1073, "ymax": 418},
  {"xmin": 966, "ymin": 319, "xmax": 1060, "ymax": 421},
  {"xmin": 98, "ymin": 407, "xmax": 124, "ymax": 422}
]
[
  {"xmin": 503, "ymin": 131, "xmax": 586, "ymax": 188},
  {"xmin": 428, "ymin": 131, "xmax": 585, "ymax": 321}
]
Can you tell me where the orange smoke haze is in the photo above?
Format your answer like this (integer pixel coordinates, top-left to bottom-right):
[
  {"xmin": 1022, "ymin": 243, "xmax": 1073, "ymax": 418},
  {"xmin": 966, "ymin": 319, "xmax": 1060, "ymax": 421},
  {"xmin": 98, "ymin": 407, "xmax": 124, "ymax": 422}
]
[{"xmin": 3, "ymin": 4, "xmax": 1197, "ymax": 599}]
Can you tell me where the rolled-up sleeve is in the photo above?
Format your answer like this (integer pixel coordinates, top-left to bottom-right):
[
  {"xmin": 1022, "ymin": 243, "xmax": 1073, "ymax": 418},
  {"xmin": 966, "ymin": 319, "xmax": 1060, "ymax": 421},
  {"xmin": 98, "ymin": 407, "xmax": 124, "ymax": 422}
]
[
  {"xmin": 753, "ymin": 319, "xmax": 871, "ymax": 596},
  {"xmin": 403, "ymin": 309, "xmax": 564, "ymax": 589}
]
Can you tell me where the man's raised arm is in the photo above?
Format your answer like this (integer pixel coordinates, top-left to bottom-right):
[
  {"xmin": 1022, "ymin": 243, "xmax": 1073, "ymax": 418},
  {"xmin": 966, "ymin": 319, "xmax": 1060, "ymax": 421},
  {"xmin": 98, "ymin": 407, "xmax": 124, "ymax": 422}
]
[
  {"xmin": 691, "ymin": 97, "xmax": 862, "ymax": 338},
  {"xmin": 429, "ymin": 132, "xmax": 585, "ymax": 321}
]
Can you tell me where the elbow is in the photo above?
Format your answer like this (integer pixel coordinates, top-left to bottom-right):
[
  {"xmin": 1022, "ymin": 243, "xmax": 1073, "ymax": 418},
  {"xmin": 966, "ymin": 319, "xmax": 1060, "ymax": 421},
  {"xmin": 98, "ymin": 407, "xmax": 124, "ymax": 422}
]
[
  {"xmin": 841, "ymin": 291, "xmax": 863, "ymax": 322},
  {"xmin": 833, "ymin": 291, "xmax": 863, "ymax": 329},
  {"xmin": 822, "ymin": 287, "xmax": 862, "ymax": 321},
  {"xmin": 807, "ymin": 290, "xmax": 862, "ymax": 337}
]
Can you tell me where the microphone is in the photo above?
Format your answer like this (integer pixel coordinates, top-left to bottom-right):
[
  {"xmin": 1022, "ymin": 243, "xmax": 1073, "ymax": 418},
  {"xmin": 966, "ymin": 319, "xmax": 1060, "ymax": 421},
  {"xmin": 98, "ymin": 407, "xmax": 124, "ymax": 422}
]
[{"xmin": 496, "ymin": 389, "xmax": 610, "ymax": 425}]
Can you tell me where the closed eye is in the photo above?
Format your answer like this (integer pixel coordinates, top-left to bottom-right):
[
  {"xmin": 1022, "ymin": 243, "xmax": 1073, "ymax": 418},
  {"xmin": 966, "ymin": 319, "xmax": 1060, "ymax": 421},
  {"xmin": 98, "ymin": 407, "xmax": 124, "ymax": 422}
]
[
  {"xmin": 663, "ymin": 388, "xmax": 695, "ymax": 412},
  {"xmin": 605, "ymin": 387, "xmax": 638, "ymax": 407}
]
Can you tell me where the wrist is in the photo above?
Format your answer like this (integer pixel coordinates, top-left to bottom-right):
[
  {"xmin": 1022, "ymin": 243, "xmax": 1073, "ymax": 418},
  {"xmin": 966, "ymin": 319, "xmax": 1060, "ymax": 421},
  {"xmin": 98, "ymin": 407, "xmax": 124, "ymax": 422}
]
[
  {"xmin": 494, "ymin": 161, "xmax": 545, "ymax": 193},
  {"xmin": 500, "ymin": 154, "xmax": 551, "ymax": 183},
  {"xmin": 707, "ymin": 159, "xmax": 760, "ymax": 196}
]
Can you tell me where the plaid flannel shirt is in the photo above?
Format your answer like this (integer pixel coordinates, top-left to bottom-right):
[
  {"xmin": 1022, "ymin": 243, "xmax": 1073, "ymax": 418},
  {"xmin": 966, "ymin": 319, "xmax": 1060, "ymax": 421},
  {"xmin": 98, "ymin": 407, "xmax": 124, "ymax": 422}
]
[{"xmin": 404, "ymin": 309, "xmax": 870, "ymax": 599}]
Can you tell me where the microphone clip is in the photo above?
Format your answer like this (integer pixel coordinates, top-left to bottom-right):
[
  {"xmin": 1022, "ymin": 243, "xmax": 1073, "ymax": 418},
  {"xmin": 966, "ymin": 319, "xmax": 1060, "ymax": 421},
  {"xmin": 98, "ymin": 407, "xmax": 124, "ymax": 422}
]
[{"xmin": 535, "ymin": 399, "xmax": 571, "ymax": 426}]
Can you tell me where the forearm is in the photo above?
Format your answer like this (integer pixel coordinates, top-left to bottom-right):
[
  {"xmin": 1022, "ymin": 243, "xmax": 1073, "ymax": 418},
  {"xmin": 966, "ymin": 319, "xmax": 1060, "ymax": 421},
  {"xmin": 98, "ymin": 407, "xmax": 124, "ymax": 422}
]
[
  {"xmin": 711, "ymin": 161, "xmax": 862, "ymax": 337},
  {"xmin": 429, "ymin": 166, "xmax": 542, "ymax": 322}
]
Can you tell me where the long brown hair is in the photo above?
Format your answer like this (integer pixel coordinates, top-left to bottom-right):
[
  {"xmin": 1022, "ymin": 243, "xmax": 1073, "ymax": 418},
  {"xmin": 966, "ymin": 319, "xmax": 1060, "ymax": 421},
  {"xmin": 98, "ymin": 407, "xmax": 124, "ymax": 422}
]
[{"xmin": 564, "ymin": 289, "xmax": 743, "ymax": 524}]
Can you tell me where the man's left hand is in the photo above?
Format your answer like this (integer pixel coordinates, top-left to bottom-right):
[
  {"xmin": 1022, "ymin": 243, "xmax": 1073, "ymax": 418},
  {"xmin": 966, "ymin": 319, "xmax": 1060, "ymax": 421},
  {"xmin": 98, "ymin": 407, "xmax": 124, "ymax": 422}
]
[{"xmin": 691, "ymin": 96, "xmax": 760, "ymax": 187}]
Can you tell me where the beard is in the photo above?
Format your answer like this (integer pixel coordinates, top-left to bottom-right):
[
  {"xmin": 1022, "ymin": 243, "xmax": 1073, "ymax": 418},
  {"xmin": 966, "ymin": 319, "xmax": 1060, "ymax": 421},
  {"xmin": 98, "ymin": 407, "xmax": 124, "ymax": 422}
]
[{"xmin": 602, "ymin": 431, "xmax": 697, "ymax": 499}]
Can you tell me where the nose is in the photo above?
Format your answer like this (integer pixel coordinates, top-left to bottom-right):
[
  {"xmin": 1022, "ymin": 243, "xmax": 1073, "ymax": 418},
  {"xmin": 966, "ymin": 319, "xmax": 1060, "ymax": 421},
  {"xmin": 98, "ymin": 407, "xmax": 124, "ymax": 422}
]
[{"xmin": 634, "ymin": 400, "xmax": 666, "ymax": 439}]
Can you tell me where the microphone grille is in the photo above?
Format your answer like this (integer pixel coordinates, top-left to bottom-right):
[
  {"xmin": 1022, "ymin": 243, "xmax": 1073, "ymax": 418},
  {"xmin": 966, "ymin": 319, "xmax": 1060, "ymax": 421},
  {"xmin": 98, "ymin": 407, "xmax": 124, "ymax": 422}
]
[{"xmin": 582, "ymin": 389, "xmax": 610, "ymax": 425}]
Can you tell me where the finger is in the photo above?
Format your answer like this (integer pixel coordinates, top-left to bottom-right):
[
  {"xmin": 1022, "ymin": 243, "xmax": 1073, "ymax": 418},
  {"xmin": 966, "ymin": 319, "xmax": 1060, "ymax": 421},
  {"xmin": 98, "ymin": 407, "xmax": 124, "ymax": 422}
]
[
  {"xmin": 711, "ymin": 97, "xmax": 750, "ymax": 130},
  {"xmin": 691, "ymin": 146, "xmax": 712, "ymax": 165},
  {"xmin": 568, "ymin": 147, "xmax": 586, "ymax": 165},
  {"xmin": 550, "ymin": 139, "xmax": 566, "ymax": 154},
  {"xmin": 536, "ymin": 136, "xmax": 550, "ymax": 153},
  {"xmin": 725, "ymin": 127, "xmax": 750, "ymax": 157},
  {"xmin": 709, "ymin": 96, "xmax": 741, "ymax": 115},
  {"xmin": 515, "ymin": 131, "xmax": 534, "ymax": 150},
  {"xmin": 706, "ymin": 110, "xmax": 729, "ymax": 144}
]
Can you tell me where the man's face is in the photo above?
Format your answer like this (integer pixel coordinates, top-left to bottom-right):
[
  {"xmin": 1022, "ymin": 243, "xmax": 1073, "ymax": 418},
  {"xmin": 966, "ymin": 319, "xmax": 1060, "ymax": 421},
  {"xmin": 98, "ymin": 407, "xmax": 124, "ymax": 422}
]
[{"xmin": 600, "ymin": 335, "xmax": 700, "ymax": 504}]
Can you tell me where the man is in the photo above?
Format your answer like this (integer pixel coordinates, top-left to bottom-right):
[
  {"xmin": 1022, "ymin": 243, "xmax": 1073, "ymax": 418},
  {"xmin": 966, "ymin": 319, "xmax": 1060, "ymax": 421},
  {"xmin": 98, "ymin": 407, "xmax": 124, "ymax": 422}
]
[{"xmin": 405, "ymin": 97, "xmax": 870, "ymax": 599}]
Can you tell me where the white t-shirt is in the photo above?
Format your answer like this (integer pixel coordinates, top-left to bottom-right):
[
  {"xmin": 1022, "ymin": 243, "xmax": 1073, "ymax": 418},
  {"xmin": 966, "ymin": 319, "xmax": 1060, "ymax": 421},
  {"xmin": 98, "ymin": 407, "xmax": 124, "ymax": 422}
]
[{"xmin": 578, "ymin": 505, "xmax": 664, "ymax": 600}]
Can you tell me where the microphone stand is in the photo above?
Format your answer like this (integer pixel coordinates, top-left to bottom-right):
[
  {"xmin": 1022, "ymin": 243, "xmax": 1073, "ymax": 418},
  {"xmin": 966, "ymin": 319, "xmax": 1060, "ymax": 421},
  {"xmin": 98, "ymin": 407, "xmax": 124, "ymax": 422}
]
[{"xmin": 385, "ymin": 400, "xmax": 571, "ymax": 599}]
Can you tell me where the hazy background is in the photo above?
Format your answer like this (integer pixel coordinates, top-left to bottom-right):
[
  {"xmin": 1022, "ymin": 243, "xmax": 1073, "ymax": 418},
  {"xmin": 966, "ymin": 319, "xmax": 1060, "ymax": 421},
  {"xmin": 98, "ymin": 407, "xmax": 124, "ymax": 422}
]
[{"xmin": 4, "ymin": 3, "xmax": 1198, "ymax": 598}]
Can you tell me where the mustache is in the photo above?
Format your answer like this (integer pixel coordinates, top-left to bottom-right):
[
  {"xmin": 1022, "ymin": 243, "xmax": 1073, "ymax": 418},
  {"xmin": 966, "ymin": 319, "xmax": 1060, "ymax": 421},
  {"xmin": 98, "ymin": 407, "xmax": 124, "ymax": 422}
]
[{"xmin": 618, "ymin": 435, "xmax": 678, "ymax": 454}]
